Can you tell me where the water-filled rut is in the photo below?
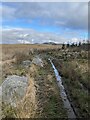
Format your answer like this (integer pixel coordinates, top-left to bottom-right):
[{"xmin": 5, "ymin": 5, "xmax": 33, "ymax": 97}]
[{"xmin": 49, "ymin": 59, "xmax": 76, "ymax": 119}]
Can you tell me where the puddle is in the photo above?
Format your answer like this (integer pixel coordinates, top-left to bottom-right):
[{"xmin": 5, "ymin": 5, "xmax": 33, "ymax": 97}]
[{"xmin": 49, "ymin": 59, "xmax": 76, "ymax": 118}]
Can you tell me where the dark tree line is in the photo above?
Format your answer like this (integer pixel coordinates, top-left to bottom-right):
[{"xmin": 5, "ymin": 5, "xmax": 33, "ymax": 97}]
[{"xmin": 62, "ymin": 40, "xmax": 89, "ymax": 49}]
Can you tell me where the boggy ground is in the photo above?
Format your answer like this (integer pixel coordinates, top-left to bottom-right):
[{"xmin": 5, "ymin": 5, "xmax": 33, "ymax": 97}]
[
  {"xmin": 4, "ymin": 61, "xmax": 67, "ymax": 118},
  {"xmin": 46, "ymin": 46, "xmax": 89, "ymax": 118},
  {"xmin": 53, "ymin": 59, "xmax": 89, "ymax": 118},
  {"xmin": 1, "ymin": 44, "xmax": 67, "ymax": 118},
  {"xmin": 1, "ymin": 44, "xmax": 89, "ymax": 119}
]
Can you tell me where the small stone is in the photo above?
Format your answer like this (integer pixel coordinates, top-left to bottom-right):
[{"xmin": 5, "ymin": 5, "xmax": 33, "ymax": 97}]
[{"xmin": 22, "ymin": 60, "xmax": 31, "ymax": 67}]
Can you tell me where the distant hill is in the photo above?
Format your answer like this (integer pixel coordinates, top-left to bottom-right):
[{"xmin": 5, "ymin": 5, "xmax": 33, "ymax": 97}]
[{"xmin": 43, "ymin": 42, "xmax": 57, "ymax": 45}]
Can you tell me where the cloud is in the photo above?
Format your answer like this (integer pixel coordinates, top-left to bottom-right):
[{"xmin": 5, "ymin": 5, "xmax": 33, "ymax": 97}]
[
  {"xmin": 1, "ymin": 4, "xmax": 16, "ymax": 20},
  {"xmin": 1, "ymin": 0, "xmax": 89, "ymax": 2},
  {"xmin": 2, "ymin": 27, "xmax": 68, "ymax": 44},
  {"xmin": 2, "ymin": 27, "xmax": 83, "ymax": 44},
  {"xmin": 2, "ymin": 2, "xmax": 88, "ymax": 30}
]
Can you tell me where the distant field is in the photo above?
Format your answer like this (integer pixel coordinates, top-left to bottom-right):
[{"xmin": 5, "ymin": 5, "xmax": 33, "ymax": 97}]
[
  {"xmin": 1, "ymin": 44, "xmax": 62, "ymax": 50},
  {"xmin": 1, "ymin": 44, "xmax": 62, "ymax": 61}
]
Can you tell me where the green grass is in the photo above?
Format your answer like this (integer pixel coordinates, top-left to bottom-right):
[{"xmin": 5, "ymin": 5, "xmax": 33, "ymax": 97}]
[
  {"xmin": 35, "ymin": 60, "xmax": 67, "ymax": 118},
  {"xmin": 53, "ymin": 58, "xmax": 89, "ymax": 118},
  {"xmin": 2, "ymin": 45, "xmax": 89, "ymax": 118},
  {"xmin": 2, "ymin": 103, "xmax": 17, "ymax": 118}
]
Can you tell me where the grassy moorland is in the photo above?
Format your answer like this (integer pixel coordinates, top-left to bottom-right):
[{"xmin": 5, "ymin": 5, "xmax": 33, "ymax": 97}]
[
  {"xmin": 1, "ymin": 43, "xmax": 89, "ymax": 119},
  {"xmin": 1, "ymin": 44, "xmax": 61, "ymax": 61},
  {"xmin": 47, "ymin": 44, "xmax": 89, "ymax": 118},
  {"xmin": 1, "ymin": 44, "xmax": 67, "ymax": 118}
]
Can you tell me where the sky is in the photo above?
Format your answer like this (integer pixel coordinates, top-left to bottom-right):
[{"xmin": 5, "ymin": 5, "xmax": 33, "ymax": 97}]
[{"xmin": 0, "ymin": 1, "xmax": 88, "ymax": 44}]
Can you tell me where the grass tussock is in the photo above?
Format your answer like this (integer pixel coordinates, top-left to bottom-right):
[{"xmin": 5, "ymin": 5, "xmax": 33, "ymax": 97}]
[
  {"xmin": 2, "ymin": 44, "xmax": 89, "ymax": 118},
  {"xmin": 16, "ymin": 76, "xmax": 37, "ymax": 118},
  {"xmin": 14, "ymin": 51, "xmax": 32, "ymax": 64},
  {"xmin": 2, "ymin": 102, "xmax": 17, "ymax": 118},
  {"xmin": 53, "ymin": 59, "xmax": 89, "ymax": 118},
  {"xmin": 2, "ymin": 44, "xmax": 61, "ymax": 61},
  {"xmin": 14, "ymin": 60, "xmax": 67, "ymax": 118}
]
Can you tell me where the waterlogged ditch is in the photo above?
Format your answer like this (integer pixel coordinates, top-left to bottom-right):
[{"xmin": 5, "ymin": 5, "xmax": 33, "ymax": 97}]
[
  {"xmin": 51, "ymin": 58, "xmax": 89, "ymax": 118},
  {"xmin": 1, "ymin": 56, "xmax": 67, "ymax": 118},
  {"xmin": 49, "ymin": 58, "xmax": 76, "ymax": 119},
  {"xmin": 1, "ymin": 52, "xmax": 89, "ymax": 118}
]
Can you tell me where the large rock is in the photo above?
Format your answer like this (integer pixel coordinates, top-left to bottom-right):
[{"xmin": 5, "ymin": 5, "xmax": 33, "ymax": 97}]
[
  {"xmin": 1, "ymin": 75, "xmax": 28, "ymax": 107},
  {"xmin": 32, "ymin": 56, "xmax": 43, "ymax": 67}
]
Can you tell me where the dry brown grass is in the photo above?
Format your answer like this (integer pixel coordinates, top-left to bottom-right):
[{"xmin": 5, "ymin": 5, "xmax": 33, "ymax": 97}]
[
  {"xmin": 1, "ymin": 44, "xmax": 67, "ymax": 118},
  {"xmin": 53, "ymin": 58, "xmax": 89, "ymax": 118},
  {"xmin": 1, "ymin": 44, "xmax": 61, "ymax": 61},
  {"xmin": 16, "ymin": 65, "xmax": 37, "ymax": 118},
  {"xmin": 14, "ymin": 60, "xmax": 67, "ymax": 118}
]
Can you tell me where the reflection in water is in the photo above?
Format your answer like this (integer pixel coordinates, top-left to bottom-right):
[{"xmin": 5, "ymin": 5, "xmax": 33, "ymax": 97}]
[{"xmin": 49, "ymin": 59, "xmax": 76, "ymax": 119}]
